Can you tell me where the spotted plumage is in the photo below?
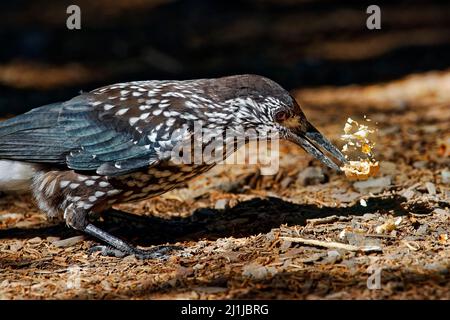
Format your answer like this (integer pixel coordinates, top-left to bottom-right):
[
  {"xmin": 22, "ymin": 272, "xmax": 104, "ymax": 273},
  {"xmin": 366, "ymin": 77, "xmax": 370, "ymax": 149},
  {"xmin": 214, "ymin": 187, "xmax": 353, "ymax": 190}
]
[{"xmin": 0, "ymin": 74, "xmax": 346, "ymax": 259}]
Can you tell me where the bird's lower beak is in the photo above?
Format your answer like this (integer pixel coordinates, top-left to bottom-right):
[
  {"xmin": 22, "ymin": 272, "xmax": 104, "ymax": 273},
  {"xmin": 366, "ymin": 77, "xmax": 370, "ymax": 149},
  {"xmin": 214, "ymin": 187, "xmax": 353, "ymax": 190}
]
[{"xmin": 288, "ymin": 122, "xmax": 347, "ymax": 172}]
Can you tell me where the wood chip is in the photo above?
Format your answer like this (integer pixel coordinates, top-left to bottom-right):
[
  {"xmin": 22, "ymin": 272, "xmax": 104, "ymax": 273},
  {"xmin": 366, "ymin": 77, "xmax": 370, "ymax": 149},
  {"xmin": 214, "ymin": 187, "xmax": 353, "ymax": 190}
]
[{"xmin": 52, "ymin": 236, "xmax": 85, "ymax": 248}]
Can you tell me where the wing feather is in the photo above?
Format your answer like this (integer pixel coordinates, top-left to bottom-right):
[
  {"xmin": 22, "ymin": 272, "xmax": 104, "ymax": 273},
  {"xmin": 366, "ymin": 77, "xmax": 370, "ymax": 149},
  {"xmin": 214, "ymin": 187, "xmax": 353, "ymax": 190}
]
[{"xmin": 0, "ymin": 81, "xmax": 199, "ymax": 175}]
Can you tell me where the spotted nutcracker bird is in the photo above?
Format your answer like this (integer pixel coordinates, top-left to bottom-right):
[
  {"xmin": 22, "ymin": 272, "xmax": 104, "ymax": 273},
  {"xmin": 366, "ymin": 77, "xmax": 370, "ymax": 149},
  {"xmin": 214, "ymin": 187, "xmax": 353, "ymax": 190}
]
[{"xmin": 0, "ymin": 74, "xmax": 346, "ymax": 259}]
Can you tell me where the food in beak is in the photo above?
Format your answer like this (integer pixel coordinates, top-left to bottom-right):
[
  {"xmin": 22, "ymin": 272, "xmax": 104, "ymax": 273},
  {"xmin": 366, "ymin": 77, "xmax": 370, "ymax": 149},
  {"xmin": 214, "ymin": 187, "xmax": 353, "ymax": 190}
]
[
  {"xmin": 290, "ymin": 123, "xmax": 347, "ymax": 171},
  {"xmin": 340, "ymin": 117, "xmax": 379, "ymax": 180},
  {"xmin": 341, "ymin": 160, "xmax": 379, "ymax": 181}
]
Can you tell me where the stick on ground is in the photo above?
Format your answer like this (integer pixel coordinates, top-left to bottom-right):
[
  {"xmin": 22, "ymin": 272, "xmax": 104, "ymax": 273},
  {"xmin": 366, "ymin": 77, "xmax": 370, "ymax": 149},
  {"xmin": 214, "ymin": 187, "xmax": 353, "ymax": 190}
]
[{"xmin": 281, "ymin": 236, "xmax": 382, "ymax": 253}]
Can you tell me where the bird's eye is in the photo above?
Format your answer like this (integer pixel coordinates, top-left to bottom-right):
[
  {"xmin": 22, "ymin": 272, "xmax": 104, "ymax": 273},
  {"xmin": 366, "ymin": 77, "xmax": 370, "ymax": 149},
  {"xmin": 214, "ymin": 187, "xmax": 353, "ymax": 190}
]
[{"xmin": 275, "ymin": 111, "xmax": 289, "ymax": 122}]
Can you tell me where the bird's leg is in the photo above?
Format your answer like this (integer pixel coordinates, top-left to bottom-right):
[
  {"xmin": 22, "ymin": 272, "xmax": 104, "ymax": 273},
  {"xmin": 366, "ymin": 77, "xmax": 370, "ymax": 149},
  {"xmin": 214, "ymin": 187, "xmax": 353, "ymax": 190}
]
[{"xmin": 64, "ymin": 204, "xmax": 182, "ymax": 259}]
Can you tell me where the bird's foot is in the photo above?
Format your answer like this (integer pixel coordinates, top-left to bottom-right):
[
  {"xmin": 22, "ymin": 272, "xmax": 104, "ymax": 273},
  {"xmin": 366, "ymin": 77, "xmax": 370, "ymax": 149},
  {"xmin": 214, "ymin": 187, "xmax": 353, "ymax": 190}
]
[{"xmin": 89, "ymin": 244, "xmax": 183, "ymax": 260}]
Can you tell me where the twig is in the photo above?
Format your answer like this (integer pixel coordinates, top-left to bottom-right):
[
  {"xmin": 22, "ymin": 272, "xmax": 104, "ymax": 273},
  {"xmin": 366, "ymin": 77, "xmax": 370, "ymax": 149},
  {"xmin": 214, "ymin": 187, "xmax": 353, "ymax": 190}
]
[
  {"xmin": 281, "ymin": 236, "xmax": 382, "ymax": 253},
  {"xmin": 306, "ymin": 215, "xmax": 352, "ymax": 226}
]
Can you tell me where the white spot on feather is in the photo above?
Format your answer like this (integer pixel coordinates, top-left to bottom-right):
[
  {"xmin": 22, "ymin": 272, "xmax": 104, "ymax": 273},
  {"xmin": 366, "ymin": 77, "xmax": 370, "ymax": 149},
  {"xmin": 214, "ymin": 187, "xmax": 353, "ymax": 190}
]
[
  {"xmin": 85, "ymin": 180, "xmax": 95, "ymax": 186},
  {"xmin": 116, "ymin": 108, "xmax": 129, "ymax": 116},
  {"xmin": 60, "ymin": 181, "xmax": 70, "ymax": 188},
  {"xmin": 129, "ymin": 117, "xmax": 139, "ymax": 126}
]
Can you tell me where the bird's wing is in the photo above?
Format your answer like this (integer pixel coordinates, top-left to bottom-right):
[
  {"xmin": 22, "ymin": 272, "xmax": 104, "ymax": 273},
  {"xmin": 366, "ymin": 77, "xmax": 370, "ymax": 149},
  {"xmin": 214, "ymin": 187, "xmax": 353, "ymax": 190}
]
[
  {"xmin": 0, "ymin": 103, "xmax": 69, "ymax": 163},
  {"xmin": 0, "ymin": 84, "xmax": 195, "ymax": 176}
]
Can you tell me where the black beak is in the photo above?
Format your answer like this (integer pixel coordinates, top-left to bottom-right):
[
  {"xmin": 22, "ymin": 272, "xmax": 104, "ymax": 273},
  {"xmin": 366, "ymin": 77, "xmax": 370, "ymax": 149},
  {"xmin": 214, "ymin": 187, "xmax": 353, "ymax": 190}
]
[{"xmin": 288, "ymin": 122, "xmax": 347, "ymax": 172}]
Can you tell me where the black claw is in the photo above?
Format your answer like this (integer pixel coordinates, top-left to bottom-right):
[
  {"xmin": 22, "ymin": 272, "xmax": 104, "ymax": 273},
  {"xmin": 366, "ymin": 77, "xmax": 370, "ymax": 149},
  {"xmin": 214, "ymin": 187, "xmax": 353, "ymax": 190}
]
[
  {"xmin": 132, "ymin": 245, "xmax": 184, "ymax": 260},
  {"xmin": 88, "ymin": 245, "xmax": 128, "ymax": 258},
  {"xmin": 88, "ymin": 244, "xmax": 183, "ymax": 260}
]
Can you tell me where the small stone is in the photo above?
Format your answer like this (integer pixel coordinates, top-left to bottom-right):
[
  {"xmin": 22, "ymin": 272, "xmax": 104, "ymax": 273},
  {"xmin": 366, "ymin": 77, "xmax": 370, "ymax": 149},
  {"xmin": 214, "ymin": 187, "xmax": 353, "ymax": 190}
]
[
  {"xmin": 8, "ymin": 241, "xmax": 23, "ymax": 252},
  {"xmin": 280, "ymin": 177, "xmax": 293, "ymax": 188},
  {"xmin": 413, "ymin": 161, "xmax": 428, "ymax": 169},
  {"xmin": 297, "ymin": 167, "xmax": 327, "ymax": 186},
  {"xmin": 346, "ymin": 232, "xmax": 381, "ymax": 247},
  {"xmin": 341, "ymin": 258, "xmax": 357, "ymax": 270},
  {"xmin": 28, "ymin": 237, "xmax": 42, "ymax": 244},
  {"xmin": 280, "ymin": 240, "xmax": 292, "ymax": 251},
  {"xmin": 46, "ymin": 236, "xmax": 60, "ymax": 243},
  {"xmin": 322, "ymin": 250, "xmax": 342, "ymax": 264},
  {"xmin": 360, "ymin": 199, "xmax": 367, "ymax": 207},
  {"xmin": 415, "ymin": 224, "xmax": 428, "ymax": 236},
  {"xmin": 300, "ymin": 252, "xmax": 326, "ymax": 264},
  {"xmin": 362, "ymin": 213, "xmax": 377, "ymax": 220},
  {"xmin": 214, "ymin": 199, "xmax": 230, "ymax": 210},
  {"xmin": 101, "ymin": 280, "xmax": 112, "ymax": 291},
  {"xmin": 433, "ymin": 208, "xmax": 449, "ymax": 218},
  {"xmin": 425, "ymin": 182, "xmax": 436, "ymax": 195},
  {"xmin": 332, "ymin": 191, "xmax": 360, "ymax": 203},
  {"xmin": 401, "ymin": 189, "xmax": 415, "ymax": 200},
  {"xmin": 242, "ymin": 263, "xmax": 277, "ymax": 280},
  {"xmin": 379, "ymin": 161, "xmax": 396, "ymax": 175},
  {"xmin": 442, "ymin": 169, "xmax": 450, "ymax": 184},
  {"xmin": 353, "ymin": 176, "xmax": 391, "ymax": 193}
]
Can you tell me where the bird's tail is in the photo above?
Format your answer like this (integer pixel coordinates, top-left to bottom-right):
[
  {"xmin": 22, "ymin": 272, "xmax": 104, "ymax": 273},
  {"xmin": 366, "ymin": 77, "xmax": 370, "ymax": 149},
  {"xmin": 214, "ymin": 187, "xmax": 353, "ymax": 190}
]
[
  {"xmin": 0, "ymin": 159, "xmax": 37, "ymax": 192},
  {"xmin": 0, "ymin": 103, "xmax": 63, "ymax": 192}
]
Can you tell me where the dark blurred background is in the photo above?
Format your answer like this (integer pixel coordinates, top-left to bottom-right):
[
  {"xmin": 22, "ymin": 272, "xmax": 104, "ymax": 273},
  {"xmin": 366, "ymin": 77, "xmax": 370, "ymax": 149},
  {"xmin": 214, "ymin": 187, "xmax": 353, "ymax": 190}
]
[{"xmin": 0, "ymin": 0, "xmax": 449, "ymax": 116}]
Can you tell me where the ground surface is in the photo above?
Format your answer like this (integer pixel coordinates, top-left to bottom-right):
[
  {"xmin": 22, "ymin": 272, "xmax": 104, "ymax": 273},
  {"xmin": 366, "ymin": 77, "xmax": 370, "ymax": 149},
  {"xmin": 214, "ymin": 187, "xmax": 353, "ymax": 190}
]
[{"xmin": 0, "ymin": 70, "xmax": 449, "ymax": 299}]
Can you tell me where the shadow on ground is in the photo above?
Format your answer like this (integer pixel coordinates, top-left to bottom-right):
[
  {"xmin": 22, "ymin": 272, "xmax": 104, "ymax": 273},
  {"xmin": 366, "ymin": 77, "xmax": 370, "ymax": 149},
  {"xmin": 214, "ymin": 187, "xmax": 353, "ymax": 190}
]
[{"xmin": 0, "ymin": 195, "xmax": 433, "ymax": 246}]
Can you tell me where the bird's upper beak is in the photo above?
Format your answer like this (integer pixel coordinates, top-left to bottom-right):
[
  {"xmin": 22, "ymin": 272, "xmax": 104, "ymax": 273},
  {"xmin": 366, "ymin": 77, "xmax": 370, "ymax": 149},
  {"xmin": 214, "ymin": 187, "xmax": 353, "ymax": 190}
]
[{"xmin": 287, "ymin": 121, "xmax": 347, "ymax": 171}]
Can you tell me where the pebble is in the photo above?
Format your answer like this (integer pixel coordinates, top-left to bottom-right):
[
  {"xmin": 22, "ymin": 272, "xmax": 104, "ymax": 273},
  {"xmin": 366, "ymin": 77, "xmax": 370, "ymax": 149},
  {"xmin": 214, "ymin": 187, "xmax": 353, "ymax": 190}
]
[
  {"xmin": 442, "ymin": 169, "xmax": 450, "ymax": 184},
  {"xmin": 297, "ymin": 167, "xmax": 327, "ymax": 186},
  {"xmin": 401, "ymin": 189, "xmax": 416, "ymax": 200},
  {"xmin": 28, "ymin": 237, "xmax": 42, "ymax": 244},
  {"xmin": 8, "ymin": 241, "xmax": 23, "ymax": 252},
  {"xmin": 346, "ymin": 232, "xmax": 382, "ymax": 247},
  {"xmin": 433, "ymin": 208, "xmax": 449, "ymax": 218},
  {"xmin": 46, "ymin": 236, "xmax": 60, "ymax": 242},
  {"xmin": 332, "ymin": 191, "xmax": 360, "ymax": 203},
  {"xmin": 322, "ymin": 250, "xmax": 342, "ymax": 264},
  {"xmin": 300, "ymin": 252, "xmax": 326, "ymax": 263},
  {"xmin": 353, "ymin": 176, "xmax": 391, "ymax": 193},
  {"xmin": 425, "ymin": 182, "xmax": 436, "ymax": 195},
  {"xmin": 242, "ymin": 263, "xmax": 277, "ymax": 280},
  {"xmin": 379, "ymin": 161, "xmax": 396, "ymax": 175},
  {"xmin": 413, "ymin": 161, "xmax": 428, "ymax": 169},
  {"xmin": 362, "ymin": 213, "xmax": 378, "ymax": 220},
  {"xmin": 415, "ymin": 224, "xmax": 428, "ymax": 236},
  {"xmin": 280, "ymin": 177, "xmax": 293, "ymax": 188},
  {"xmin": 214, "ymin": 199, "xmax": 230, "ymax": 210}
]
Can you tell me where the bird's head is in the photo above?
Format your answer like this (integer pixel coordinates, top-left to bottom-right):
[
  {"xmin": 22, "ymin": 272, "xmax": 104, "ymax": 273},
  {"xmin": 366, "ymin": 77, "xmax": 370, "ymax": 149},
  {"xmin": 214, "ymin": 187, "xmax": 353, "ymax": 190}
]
[{"xmin": 212, "ymin": 74, "xmax": 347, "ymax": 171}]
